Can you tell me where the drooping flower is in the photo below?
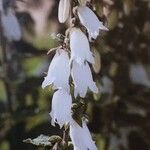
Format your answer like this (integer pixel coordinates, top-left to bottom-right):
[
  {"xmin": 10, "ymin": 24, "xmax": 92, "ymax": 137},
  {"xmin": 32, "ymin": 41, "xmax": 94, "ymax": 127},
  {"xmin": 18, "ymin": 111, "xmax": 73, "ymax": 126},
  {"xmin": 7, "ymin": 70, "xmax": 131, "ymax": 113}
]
[
  {"xmin": 70, "ymin": 119, "xmax": 98, "ymax": 150},
  {"xmin": 77, "ymin": 6, "xmax": 108, "ymax": 41},
  {"xmin": 58, "ymin": 0, "xmax": 70, "ymax": 23},
  {"xmin": 70, "ymin": 27, "xmax": 94, "ymax": 65},
  {"xmin": 71, "ymin": 61, "xmax": 98, "ymax": 98},
  {"xmin": 1, "ymin": 9, "xmax": 22, "ymax": 41},
  {"xmin": 50, "ymin": 89, "xmax": 72, "ymax": 128},
  {"xmin": 42, "ymin": 49, "xmax": 70, "ymax": 91}
]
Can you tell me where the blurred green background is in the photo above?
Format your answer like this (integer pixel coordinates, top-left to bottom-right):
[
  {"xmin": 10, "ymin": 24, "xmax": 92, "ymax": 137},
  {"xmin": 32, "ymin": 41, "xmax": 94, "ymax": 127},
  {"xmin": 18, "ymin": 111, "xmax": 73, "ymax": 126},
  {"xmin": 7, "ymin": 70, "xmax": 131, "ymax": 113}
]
[{"xmin": 0, "ymin": 0, "xmax": 150, "ymax": 150}]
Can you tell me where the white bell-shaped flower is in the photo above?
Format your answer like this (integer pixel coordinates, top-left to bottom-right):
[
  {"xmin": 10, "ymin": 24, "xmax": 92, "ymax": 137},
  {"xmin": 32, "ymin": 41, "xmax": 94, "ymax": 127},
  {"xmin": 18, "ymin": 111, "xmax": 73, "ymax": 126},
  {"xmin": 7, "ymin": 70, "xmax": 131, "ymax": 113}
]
[
  {"xmin": 70, "ymin": 119, "xmax": 98, "ymax": 150},
  {"xmin": 71, "ymin": 61, "xmax": 98, "ymax": 98},
  {"xmin": 50, "ymin": 89, "xmax": 72, "ymax": 128},
  {"xmin": 1, "ymin": 9, "xmax": 21, "ymax": 41},
  {"xmin": 58, "ymin": 0, "xmax": 70, "ymax": 23},
  {"xmin": 42, "ymin": 49, "xmax": 70, "ymax": 91},
  {"xmin": 70, "ymin": 27, "xmax": 94, "ymax": 65},
  {"xmin": 77, "ymin": 6, "xmax": 108, "ymax": 41}
]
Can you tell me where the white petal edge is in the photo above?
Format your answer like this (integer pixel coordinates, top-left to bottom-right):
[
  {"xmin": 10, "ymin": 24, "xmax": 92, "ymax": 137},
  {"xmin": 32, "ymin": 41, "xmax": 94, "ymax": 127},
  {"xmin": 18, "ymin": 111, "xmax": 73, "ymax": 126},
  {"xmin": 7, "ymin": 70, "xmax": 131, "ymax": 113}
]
[
  {"xmin": 42, "ymin": 49, "xmax": 70, "ymax": 91},
  {"xmin": 70, "ymin": 27, "xmax": 94, "ymax": 65},
  {"xmin": 50, "ymin": 89, "xmax": 72, "ymax": 128},
  {"xmin": 70, "ymin": 119, "xmax": 98, "ymax": 150},
  {"xmin": 77, "ymin": 6, "xmax": 108, "ymax": 41},
  {"xmin": 71, "ymin": 61, "xmax": 98, "ymax": 98}
]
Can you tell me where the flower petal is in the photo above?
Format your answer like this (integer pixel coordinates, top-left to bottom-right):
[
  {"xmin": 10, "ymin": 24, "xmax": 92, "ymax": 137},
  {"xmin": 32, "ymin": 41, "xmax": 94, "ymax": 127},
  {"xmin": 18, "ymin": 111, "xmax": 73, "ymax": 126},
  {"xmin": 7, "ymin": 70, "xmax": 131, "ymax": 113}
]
[
  {"xmin": 71, "ymin": 61, "xmax": 98, "ymax": 98},
  {"xmin": 70, "ymin": 119, "xmax": 98, "ymax": 150},
  {"xmin": 70, "ymin": 27, "xmax": 94, "ymax": 65},
  {"xmin": 78, "ymin": 6, "xmax": 108, "ymax": 40},
  {"xmin": 58, "ymin": 0, "xmax": 70, "ymax": 23},
  {"xmin": 42, "ymin": 49, "xmax": 70, "ymax": 91},
  {"xmin": 50, "ymin": 89, "xmax": 72, "ymax": 128}
]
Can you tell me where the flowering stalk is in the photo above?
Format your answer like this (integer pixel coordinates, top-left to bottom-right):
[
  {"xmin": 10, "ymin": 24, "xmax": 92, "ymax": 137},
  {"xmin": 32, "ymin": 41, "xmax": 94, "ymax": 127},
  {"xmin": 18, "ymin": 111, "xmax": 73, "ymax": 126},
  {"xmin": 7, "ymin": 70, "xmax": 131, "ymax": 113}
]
[{"xmin": 42, "ymin": 0, "xmax": 108, "ymax": 149}]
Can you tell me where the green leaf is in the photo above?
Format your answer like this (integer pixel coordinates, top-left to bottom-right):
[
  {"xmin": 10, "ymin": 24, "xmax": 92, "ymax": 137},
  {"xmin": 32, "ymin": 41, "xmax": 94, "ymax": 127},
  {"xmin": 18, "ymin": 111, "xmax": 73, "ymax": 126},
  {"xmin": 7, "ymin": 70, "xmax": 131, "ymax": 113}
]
[
  {"xmin": 71, "ymin": 100, "xmax": 87, "ymax": 127},
  {"xmin": 23, "ymin": 134, "xmax": 52, "ymax": 147}
]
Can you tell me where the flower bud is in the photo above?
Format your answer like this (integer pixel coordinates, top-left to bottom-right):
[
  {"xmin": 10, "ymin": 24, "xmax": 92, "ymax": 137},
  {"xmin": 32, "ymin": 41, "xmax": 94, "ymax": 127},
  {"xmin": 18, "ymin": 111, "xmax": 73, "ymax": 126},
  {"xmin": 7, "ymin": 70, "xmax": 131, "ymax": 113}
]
[{"xmin": 58, "ymin": 0, "xmax": 70, "ymax": 23}]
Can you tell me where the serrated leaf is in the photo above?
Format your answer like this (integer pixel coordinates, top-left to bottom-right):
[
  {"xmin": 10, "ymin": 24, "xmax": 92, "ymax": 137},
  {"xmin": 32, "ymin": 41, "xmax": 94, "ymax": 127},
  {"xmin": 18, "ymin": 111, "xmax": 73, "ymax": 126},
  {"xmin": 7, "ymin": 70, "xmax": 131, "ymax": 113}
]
[{"xmin": 23, "ymin": 135, "xmax": 52, "ymax": 147}]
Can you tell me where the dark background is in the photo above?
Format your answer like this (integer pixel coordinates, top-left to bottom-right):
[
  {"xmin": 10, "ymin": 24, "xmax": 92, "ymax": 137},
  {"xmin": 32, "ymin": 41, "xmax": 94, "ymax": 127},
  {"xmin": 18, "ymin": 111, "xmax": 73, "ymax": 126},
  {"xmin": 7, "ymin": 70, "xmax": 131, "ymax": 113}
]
[{"xmin": 0, "ymin": 0, "xmax": 150, "ymax": 149}]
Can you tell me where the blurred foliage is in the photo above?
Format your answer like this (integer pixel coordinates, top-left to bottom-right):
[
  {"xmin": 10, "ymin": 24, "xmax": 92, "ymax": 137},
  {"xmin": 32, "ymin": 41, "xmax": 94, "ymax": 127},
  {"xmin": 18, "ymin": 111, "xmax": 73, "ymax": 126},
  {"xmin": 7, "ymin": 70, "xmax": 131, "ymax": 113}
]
[{"xmin": 0, "ymin": 0, "xmax": 150, "ymax": 150}]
